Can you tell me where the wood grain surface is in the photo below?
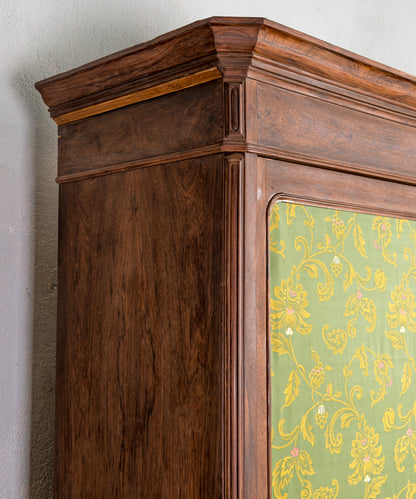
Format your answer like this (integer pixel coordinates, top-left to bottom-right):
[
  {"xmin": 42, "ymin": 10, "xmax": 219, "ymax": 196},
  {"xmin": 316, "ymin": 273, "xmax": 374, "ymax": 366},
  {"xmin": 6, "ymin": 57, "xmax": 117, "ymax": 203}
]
[
  {"xmin": 58, "ymin": 80, "xmax": 224, "ymax": 178},
  {"xmin": 54, "ymin": 68, "xmax": 222, "ymax": 125},
  {"xmin": 56, "ymin": 156, "xmax": 225, "ymax": 497},
  {"xmin": 35, "ymin": 16, "xmax": 416, "ymax": 499},
  {"xmin": 36, "ymin": 19, "xmax": 218, "ymax": 109},
  {"xmin": 264, "ymin": 158, "xmax": 416, "ymax": 220},
  {"xmin": 36, "ymin": 17, "xmax": 416, "ymax": 123},
  {"xmin": 256, "ymin": 81, "xmax": 416, "ymax": 181}
]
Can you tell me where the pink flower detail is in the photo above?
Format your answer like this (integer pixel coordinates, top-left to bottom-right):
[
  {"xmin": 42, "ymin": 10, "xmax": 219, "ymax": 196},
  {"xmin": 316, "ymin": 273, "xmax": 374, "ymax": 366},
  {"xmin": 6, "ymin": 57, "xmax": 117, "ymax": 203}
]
[
  {"xmin": 388, "ymin": 378, "xmax": 393, "ymax": 387},
  {"xmin": 407, "ymin": 428, "xmax": 413, "ymax": 437},
  {"xmin": 378, "ymin": 361, "xmax": 384, "ymax": 369},
  {"xmin": 363, "ymin": 455, "xmax": 370, "ymax": 463},
  {"xmin": 291, "ymin": 447, "xmax": 299, "ymax": 458},
  {"xmin": 402, "ymin": 294, "xmax": 407, "ymax": 301},
  {"xmin": 289, "ymin": 290, "xmax": 297, "ymax": 297},
  {"xmin": 361, "ymin": 438, "xmax": 367, "ymax": 446},
  {"xmin": 286, "ymin": 308, "xmax": 294, "ymax": 315},
  {"xmin": 356, "ymin": 291, "xmax": 363, "ymax": 300},
  {"xmin": 400, "ymin": 309, "xmax": 406, "ymax": 315},
  {"xmin": 381, "ymin": 224, "xmax": 387, "ymax": 231}
]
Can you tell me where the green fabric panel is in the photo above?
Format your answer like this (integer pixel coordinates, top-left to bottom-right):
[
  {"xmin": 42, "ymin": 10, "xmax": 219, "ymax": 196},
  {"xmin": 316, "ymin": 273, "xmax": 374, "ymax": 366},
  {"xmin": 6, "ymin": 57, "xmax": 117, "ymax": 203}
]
[{"xmin": 270, "ymin": 202, "xmax": 416, "ymax": 499}]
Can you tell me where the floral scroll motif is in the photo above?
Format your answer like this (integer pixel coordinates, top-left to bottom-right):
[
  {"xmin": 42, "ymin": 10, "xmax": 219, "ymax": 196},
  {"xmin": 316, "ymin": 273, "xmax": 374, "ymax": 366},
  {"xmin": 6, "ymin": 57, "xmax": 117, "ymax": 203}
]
[{"xmin": 270, "ymin": 203, "xmax": 416, "ymax": 498}]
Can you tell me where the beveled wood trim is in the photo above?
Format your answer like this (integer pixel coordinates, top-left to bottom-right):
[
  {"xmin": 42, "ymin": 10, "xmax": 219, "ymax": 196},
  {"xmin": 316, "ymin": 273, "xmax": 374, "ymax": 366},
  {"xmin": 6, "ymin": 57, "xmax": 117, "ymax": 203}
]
[
  {"xmin": 265, "ymin": 196, "xmax": 273, "ymax": 499},
  {"xmin": 247, "ymin": 144, "xmax": 416, "ymax": 187},
  {"xmin": 36, "ymin": 17, "xmax": 416, "ymax": 115},
  {"xmin": 56, "ymin": 139, "xmax": 416, "ymax": 186},
  {"xmin": 223, "ymin": 154, "xmax": 244, "ymax": 498},
  {"xmin": 53, "ymin": 68, "xmax": 222, "ymax": 125},
  {"xmin": 264, "ymin": 159, "xmax": 416, "ymax": 223},
  {"xmin": 268, "ymin": 193, "xmax": 416, "ymax": 222},
  {"xmin": 35, "ymin": 19, "xmax": 220, "ymax": 108},
  {"xmin": 55, "ymin": 143, "xmax": 224, "ymax": 183},
  {"xmin": 225, "ymin": 82, "xmax": 245, "ymax": 138},
  {"xmin": 241, "ymin": 152, "xmax": 269, "ymax": 498},
  {"xmin": 247, "ymin": 66, "xmax": 416, "ymax": 126},
  {"xmin": 253, "ymin": 22, "xmax": 416, "ymax": 111}
]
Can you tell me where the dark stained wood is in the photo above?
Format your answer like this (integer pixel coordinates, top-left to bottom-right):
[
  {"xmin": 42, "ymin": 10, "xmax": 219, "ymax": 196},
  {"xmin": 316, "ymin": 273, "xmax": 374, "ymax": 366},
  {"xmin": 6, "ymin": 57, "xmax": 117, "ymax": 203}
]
[
  {"xmin": 240, "ymin": 152, "xmax": 269, "ymax": 498},
  {"xmin": 35, "ymin": 19, "xmax": 219, "ymax": 110},
  {"xmin": 35, "ymin": 17, "xmax": 416, "ymax": 499},
  {"xmin": 223, "ymin": 155, "xmax": 242, "ymax": 498},
  {"xmin": 56, "ymin": 156, "xmax": 224, "ymax": 498},
  {"xmin": 56, "ymin": 144, "xmax": 224, "ymax": 184},
  {"xmin": 264, "ymin": 158, "xmax": 416, "ymax": 220},
  {"xmin": 58, "ymin": 80, "xmax": 224, "ymax": 178},
  {"xmin": 36, "ymin": 17, "xmax": 416, "ymax": 124},
  {"xmin": 252, "ymin": 23, "xmax": 416, "ymax": 110},
  {"xmin": 54, "ymin": 68, "xmax": 222, "ymax": 125},
  {"xmin": 255, "ymin": 81, "xmax": 416, "ymax": 182}
]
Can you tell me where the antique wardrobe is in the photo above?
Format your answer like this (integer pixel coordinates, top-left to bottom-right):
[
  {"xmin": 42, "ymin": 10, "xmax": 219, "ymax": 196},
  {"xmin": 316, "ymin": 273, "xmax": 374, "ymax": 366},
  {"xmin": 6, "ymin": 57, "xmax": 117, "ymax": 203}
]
[{"xmin": 36, "ymin": 17, "xmax": 416, "ymax": 498}]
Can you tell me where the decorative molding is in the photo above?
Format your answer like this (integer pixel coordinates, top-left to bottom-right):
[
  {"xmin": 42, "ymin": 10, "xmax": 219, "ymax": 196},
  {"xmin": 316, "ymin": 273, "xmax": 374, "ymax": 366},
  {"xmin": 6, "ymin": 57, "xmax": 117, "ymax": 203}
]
[
  {"xmin": 224, "ymin": 154, "xmax": 244, "ymax": 498},
  {"xmin": 53, "ymin": 68, "xmax": 222, "ymax": 125},
  {"xmin": 268, "ymin": 192, "xmax": 416, "ymax": 222},
  {"xmin": 246, "ymin": 143, "xmax": 416, "ymax": 187},
  {"xmin": 225, "ymin": 82, "xmax": 245, "ymax": 139},
  {"xmin": 56, "ymin": 143, "xmax": 224, "ymax": 183},
  {"xmin": 247, "ymin": 66, "xmax": 416, "ymax": 127},
  {"xmin": 36, "ymin": 17, "xmax": 416, "ymax": 118},
  {"xmin": 263, "ymin": 160, "xmax": 416, "ymax": 232},
  {"xmin": 56, "ymin": 140, "xmax": 416, "ymax": 186}
]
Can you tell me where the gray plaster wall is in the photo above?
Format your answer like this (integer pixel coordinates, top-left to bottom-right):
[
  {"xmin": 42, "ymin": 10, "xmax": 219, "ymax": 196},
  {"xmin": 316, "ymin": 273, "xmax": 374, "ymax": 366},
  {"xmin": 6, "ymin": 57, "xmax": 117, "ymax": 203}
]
[{"xmin": 1, "ymin": 1, "xmax": 415, "ymax": 497}]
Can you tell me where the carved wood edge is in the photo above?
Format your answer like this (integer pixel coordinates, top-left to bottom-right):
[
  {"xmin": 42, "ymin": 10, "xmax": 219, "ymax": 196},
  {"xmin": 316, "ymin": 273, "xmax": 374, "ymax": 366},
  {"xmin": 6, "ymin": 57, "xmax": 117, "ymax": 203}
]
[
  {"xmin": 252, "ymin": 23, "xmax": 416, "ymax": 112},
  {"xmin": 56, "ymin": 144, "xmax": 224, "ymax": 183},
  {"xmin": 250, "ymin": 145, "xmax": 416, "ymax": 187},
  {"xmin": 52, "ymin": 62, "xmax": 416, "ymax": 129},
  {"xmin": 56, "ymin": 142, "xmax": 416, "ymax": 186},
  {"xmin": 53, "ymin": 68, "xmax": 222, "ymax": 125},
  {"xmin": 268, "ymin": 193, "xmax": 416, "ymax": 222},
  {"xmin": 224, "ymin": 80, "xmax": 245, "ymax": 140},
  {"xmin": 36, "ymin": 17, "xmax": 416, "ymax": 120},
  {"xmin": 248, "ymin": 66, "xmax": 416, "ymax": 127},
  {"xmin": 224, "ymin": 154, "xmax": 245, "ymax": 498}
]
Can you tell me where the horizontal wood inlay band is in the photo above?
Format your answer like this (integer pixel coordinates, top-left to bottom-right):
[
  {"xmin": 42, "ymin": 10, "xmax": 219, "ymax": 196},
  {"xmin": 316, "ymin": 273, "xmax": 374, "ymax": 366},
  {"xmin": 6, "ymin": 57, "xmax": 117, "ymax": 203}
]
[{"xmin": 54, "ymin": 67, "xmax": 222, "ymax": 125}]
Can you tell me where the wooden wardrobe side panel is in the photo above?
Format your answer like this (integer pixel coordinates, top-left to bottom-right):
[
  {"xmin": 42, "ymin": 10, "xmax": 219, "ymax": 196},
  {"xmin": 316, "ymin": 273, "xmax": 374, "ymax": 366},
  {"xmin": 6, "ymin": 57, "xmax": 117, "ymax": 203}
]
[{"xmin": 56, "ymin": 156, "xmax": 225, "ymax": 498}]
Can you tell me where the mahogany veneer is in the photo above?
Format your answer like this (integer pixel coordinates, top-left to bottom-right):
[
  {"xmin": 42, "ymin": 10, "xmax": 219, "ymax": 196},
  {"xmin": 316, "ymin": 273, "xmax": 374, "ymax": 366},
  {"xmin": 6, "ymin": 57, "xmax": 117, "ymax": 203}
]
[{"xmin": 36, "ymin": 17, "xmax": 416, "ymax": 498}]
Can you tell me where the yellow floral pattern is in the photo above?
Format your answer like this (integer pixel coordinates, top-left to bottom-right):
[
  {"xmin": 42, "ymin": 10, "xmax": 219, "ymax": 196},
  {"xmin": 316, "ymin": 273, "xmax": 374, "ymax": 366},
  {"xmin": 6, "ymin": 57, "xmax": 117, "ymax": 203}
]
[{"xmin": 270, "ymin": 202, "xmax": 416, "ymax": 498}]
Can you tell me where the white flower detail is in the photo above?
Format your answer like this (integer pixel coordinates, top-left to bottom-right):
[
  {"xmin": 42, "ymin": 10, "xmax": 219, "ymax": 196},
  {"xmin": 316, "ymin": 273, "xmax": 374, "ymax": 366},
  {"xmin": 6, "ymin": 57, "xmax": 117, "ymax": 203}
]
[
  {"xmin": 364, "ymin": 475, "xmax": 371, "ymax": 483},
  {"xmin": 400, "ymin": 326, "xmax": 406, "ymax": 333},
  {"xmin": 333, "ymin": 256, "xmax": 340, "ymax": 264},
  {"xmin": 285, "ymin": 327, "xmax": 293, "ymax": 336},
  {"xmin": 318, "ymin": 404, "xmax": 325, "ymax": 415}
]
